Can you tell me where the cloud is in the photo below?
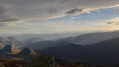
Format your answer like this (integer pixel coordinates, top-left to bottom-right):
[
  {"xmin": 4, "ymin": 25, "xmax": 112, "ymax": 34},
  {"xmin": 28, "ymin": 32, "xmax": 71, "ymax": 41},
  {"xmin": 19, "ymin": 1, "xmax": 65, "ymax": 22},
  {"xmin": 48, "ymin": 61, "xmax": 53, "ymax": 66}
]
[
  {"xmin": 0, "ymin": 0, "xmax": 119, "ymax": 27},
  {"xmin": 0, "ymin": 21, "xmax": 23, "ymax": 27},
  {"xmin": 0, "ymin": 0, "xmax": 119, "ymax": 20},
  {"xmin": 0, "ymin": 2, "xmax": 22, "ymax": 26},
  {"xmin": 107, "ymin": 17, "xmax": 119, "ymax": 25},
  {"xmin": 0, "ymin": 18, "xmax": 23, "ymax": 26},
  {"xmin": 65, "ymin": 8, "xmax": 83, "ymax": 15},
  {"xmin": 115, "ymin": 9, "xmax": 119, "ymax": 12},
  {"xmin": 0, "ymin": 19, "xmax": 22, "ymax": 27},
  {"xmin": 0, "ymin": 18, "xmax": 20, "ymax": 22}
]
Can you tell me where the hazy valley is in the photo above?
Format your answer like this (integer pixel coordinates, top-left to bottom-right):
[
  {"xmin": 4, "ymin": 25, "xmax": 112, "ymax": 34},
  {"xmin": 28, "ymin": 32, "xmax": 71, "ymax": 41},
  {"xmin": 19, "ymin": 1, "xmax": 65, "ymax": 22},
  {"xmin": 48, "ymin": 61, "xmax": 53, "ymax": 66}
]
[{"xmin": 0, "ymin": 31, "xmax": 119, "ymax": 67}]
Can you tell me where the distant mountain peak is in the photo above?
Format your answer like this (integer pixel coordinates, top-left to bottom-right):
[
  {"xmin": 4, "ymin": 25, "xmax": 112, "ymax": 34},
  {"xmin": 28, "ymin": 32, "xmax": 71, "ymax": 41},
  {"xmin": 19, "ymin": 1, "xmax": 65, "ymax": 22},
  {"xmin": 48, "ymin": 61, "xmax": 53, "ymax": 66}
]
[
  {"xmin": 0, "ymin": 44, "xmax": 20, "ymax": 54},
  {"xmin": 17, "ymin": 47, "xmax": 36, "ymax": 57}
]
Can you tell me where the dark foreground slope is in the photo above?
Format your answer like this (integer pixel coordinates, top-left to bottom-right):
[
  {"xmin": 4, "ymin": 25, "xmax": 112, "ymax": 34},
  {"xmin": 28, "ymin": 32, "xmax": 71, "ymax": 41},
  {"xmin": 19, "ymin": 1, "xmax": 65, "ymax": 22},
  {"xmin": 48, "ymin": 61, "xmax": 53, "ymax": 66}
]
[{"xmin": 36, "ymin": 38, "xmax": 119, "ymax": 66}]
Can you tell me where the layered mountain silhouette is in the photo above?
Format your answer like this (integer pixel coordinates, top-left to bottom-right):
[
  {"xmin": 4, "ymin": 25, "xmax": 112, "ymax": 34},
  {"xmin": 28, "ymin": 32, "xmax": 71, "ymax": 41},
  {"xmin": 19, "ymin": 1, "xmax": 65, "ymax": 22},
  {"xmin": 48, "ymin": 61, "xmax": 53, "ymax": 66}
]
[
  {"xmin": 36, "ymin": 43, "xmax": 89, "ymax": 60},
  {"xmin": 27, "ymin": 39, "xmax": 71, "ymax": 49},
  {"xmin": 35, "ymin": 37, "xmax": 119, "ymax": 66},
  {"xmin": 1, "ymin": 31, "xmax": 119, "ymax": 66},
  {"xmin": 69, "ymin": 30, "xmax": 119, "ymax": 45},
  {"xmin": 27, "ymin": 31, "xmax": 119, "ymax": 49}
]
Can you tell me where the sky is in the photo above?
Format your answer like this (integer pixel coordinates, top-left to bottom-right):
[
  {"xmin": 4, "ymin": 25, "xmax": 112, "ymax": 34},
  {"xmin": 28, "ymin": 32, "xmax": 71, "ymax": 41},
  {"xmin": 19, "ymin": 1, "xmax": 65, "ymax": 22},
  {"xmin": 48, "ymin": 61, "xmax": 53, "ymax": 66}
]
[{"xmin": 0, "ymin": 0, "xmax": 119, "ymax": 35}]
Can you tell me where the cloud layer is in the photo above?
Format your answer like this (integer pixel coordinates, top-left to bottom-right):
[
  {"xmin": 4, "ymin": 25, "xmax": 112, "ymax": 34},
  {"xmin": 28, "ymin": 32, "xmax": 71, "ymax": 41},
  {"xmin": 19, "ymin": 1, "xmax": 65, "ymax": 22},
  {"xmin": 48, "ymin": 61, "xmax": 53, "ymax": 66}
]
[
  {"xmin": 1, "ymin": 0, "xmax": 119, "ymax": 19},
  {"xmin": 0, "ymin": 0, "xmax": 119, "ymax": 27},
  {"xmin": 107, "ymin": 17, "xmax": 119, "ymax": 25}
]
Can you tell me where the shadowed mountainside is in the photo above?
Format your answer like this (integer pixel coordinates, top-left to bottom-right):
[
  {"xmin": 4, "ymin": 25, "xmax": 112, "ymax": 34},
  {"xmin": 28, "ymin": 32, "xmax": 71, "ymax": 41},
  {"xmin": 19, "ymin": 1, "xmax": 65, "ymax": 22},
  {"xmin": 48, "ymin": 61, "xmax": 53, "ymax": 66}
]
[{"xmin": 35, "ymin": 38, "xmax": 119, "ymax": 66}]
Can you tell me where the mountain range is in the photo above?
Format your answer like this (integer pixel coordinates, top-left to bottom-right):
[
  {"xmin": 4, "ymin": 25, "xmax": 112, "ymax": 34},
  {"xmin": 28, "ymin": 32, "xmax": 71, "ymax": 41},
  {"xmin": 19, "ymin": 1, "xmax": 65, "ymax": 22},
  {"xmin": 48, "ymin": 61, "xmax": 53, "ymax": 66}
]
[
  {"xmin": 1, "ymin": 31, "xmax": 119, "ymax": 66},
  {"xmin": 27, "ymin": 30, "xmax": 119, "ymax": 49},
  {"xmin": 1, "ymin": 30, "xmax": 119, "ymax": 49},
  {"xmin": 35, "ymin": 37, "xmax": 119, "ymax": 66},
  {"xmin": 72, "ymin": 31, "xmax": 119, "ymax": 45}
]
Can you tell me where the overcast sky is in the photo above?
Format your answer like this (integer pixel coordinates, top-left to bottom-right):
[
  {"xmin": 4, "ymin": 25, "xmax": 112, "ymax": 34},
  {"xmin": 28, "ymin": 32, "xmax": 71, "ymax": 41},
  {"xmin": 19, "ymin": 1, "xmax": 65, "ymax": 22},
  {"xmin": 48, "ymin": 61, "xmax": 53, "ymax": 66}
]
[{"xmin": 0, "ymin": 0, "xmax": 119, "ymax": 35}]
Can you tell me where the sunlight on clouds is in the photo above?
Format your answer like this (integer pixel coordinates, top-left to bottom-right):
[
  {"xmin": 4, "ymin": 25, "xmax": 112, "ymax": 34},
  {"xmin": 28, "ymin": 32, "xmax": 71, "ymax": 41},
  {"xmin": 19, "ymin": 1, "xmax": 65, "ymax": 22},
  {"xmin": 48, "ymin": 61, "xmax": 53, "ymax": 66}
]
[
  {"xmin": 0, "ymin": 0, "xmax": 119, "ymax": 34},
  {"xmin": 110, "ymin": 17, "xmax": 119, "ymax": 22},
  {"xmin": 1, "ymin": 0, "xmax": 119, "ymax": 21},
  {"xmin": 78, "ymin": 22, "xmax": 81, "ymax": 24},
  {"xmin": 0, "ymin": 20, "xmax": 24, "ymax": 27},
  {"xmin": 107, "ymin": 17, "xmax": 119, "ymax": 25}
]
